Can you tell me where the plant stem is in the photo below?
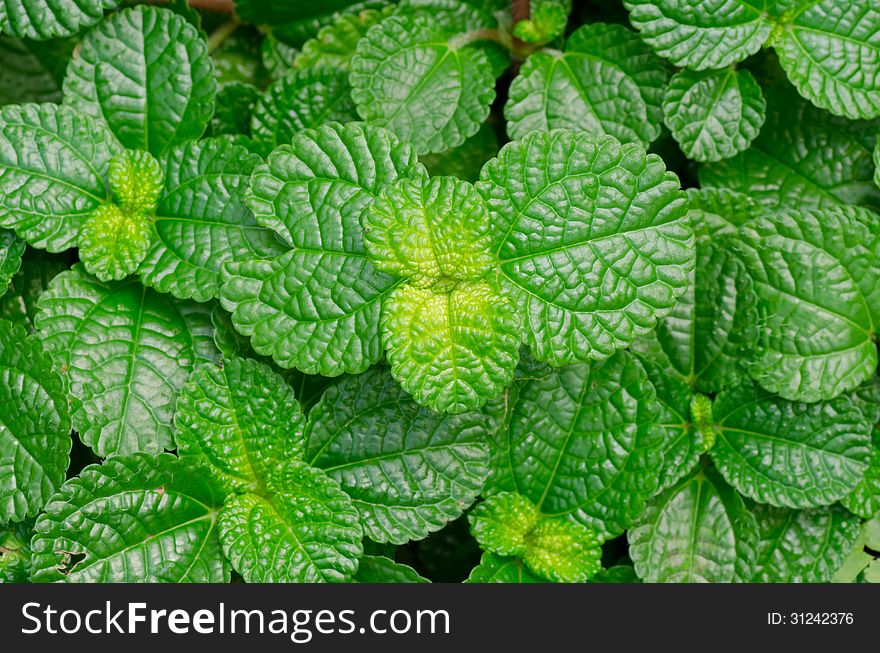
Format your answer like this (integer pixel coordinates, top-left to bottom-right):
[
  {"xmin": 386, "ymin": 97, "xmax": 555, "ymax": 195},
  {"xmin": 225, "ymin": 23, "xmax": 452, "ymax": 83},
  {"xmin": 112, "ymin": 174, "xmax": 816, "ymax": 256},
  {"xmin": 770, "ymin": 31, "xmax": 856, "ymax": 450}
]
[
  {"xmin": 207, "ymin": 18, "xmax": 240, "ymax": 53},
  {"xmin": 188, "ymin": 0, "xmax": 234, "ymax": 12}
]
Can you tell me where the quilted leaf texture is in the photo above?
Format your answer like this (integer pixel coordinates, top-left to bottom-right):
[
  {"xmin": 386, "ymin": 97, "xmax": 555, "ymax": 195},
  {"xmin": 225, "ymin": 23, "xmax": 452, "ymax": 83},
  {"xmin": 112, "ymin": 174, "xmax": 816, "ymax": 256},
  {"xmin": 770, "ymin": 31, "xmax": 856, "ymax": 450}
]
[
  {"xmin": 140, "ymin": 139, "xmax": 285, "ymax": 302},
  {"xmin": 478, "ymin": 130, "xmax": 694, "ymax": 366},
  {"xmin": 351, "ymin": 555, "xmax": 429, "ymax": 583},
  {"xmin": 710, "ymin": 382, "xmax": 872, "ymax": 509},
  {"xmin": 78, "ymin": 204, "xmax": 152, "ymax": 282},
  {"xmin": 0, "ymin": 252, "xmax": 66, "ymax": 332},
  {"xmin": 64, "ymin": 5, "xmax": 216, "ymax": 156},
  {"xmin": 0, "ymin": 103, "xmax": 121, "ymax": 252},
  {"xmin": 35, "ymin": 265, "xmax": 218, "ymax": 457},
  {"xmin": 0, "ymin": 320, "xmax": 70, "ymax": 523},
  {"xmin": 506, "ymin": 23, "xmax": 668, "ymax": 146},
  {"xmin": 306, "ymin": 367, "xmax": 490, "ymax": 544},
  {"xmin": 350, "ymin": 14, "xmax": 496, "ymax": 154},
  {"xmin": 0, "ymin": 36, "xmax": 65, "ymax": 104},
  {"xmin": 629, "ymin": 468, "xmax": 759, "ymax": 583},
  {"xmin": 465, "ymin": 552, "xmax": 544, "ymax": 583},
  {"xmin": 31, "ymin": 454, "xmax": 229, "ymax": 583},
  {"xmin": 296, "ymin": 5, "xmax": 395, "ymax": 72},
  {"xmin": 736, "ymin": 205, "xmax": 880, "ymax": 402},
  {"xmin": 0, "ymin": 229, "xmax": 25, "ymax": 297},
  {"xmin": 0, "ymin": 0, "xmax": 119, "ymax": 40},
  {"xmin": 221, "ymin": 122, "xmax": 424, "ymax": 376},
  {"xmin": 842, "ymin": 427, "xmax": 880, "ymax": 519}
]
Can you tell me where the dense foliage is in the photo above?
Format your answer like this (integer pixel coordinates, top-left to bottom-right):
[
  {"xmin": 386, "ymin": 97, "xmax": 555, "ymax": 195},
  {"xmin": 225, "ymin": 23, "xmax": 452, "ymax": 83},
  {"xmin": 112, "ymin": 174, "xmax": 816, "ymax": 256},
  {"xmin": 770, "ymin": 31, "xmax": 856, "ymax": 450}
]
[{"xmin": 1, "ymin": 0, "xmax": 879, "ymax": 584}]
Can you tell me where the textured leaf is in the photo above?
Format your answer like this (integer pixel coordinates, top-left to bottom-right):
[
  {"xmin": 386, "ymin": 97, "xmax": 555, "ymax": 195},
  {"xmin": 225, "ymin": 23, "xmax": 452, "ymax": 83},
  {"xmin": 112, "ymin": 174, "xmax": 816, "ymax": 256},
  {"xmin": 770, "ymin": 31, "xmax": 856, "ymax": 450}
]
[
  {"xmin": 351, "ymin": 555, "xmax": 429, "ymax": 583},
  {"xmin": 0, "ymin": 251, "xmax": 66, "ymax": 332},
  {"xmin": 420, "ymin": 123, "xmax": 498, "ymax": 182},
  {"xmin": 211, "ymin": 82, "xmax": 259, "ymax": 137},
  {"xmin": 175, "ymin": 356, "xmax": 306, "ymax": 494},
  {"xmin": 0, "ymin": 0, "xmax": 119, "ymax": 40},
  {"xmin": 772, "ymin": 0, "xmax": 880, "ymax": 120},
  {"xmin": 31, "ymin": 454, "xmax": 229, "ymax": 583},
  {"xmin": 623, "ymin": 0, "xmax": 771, "ymax": 70},
  {"xmin": 35, "ymin": 265, "xmax": 218, "ymax": 457},
  {"xmin": 78, "ymin": 205, "xmax": 152, "ymax": 282},
  {"xmin": 629, "ymin": 468, "xmax": 759, "ymax": 583},
  {"xmin": 505, "ymin": 23, "xmax": 667, "ymax": 146},
  {"xmin": 64, "ymin": 5, "xmax": 216, "ymax": 155},
  {"xmin": 711, "ymin": 382, "xmax": 872, "ymax": 508},
  {"xmin": 296, "ymin": 4, "xmax": 395, "ymax": 71},
  {"xmin": 469, "ymin": 492, "xmax": 540, "ymax": 557},
  {"xmin": 842, "ymin": 428, "xmax": 880, "ymax": 519},
  {"xmin": 486, "ymin": 350, "xmax": 665, "ymax": 539},
  {"xmin": 383, "ymin": 282, "xmax": 521, "ymax": 413},
  {"xmin": 0, "ymin": 229, "xmax": 24, "ymax": 296},
  {"xmin": 140, "ymin": 139, "xmax": 284, "ymax": 302},
  {"xmin": 221, "ymin": 122, "xmax": 424, "ymax": 376},
  {"xmin": 306, "ymin": 367, "xmax": 490, "ymax": 544},
  {"xmin": 218, "ymin": 461, "xmax": 362, "ymax": 582},
  {"xmin": 0, "ymin": 103, "xmax": 121, "ymax": 252},
  {"xmin": 465, "ymin": 552, "xmax": 543, "ymax": 583},
  {"xmin": 700, "ymin": 87, "xmax": 880, "ymax": 210},
  {"xmin": 107, "ymin": 149, "xmax": 163, "ymax": 215},
  {"xmin": 521, "ymin": 517, "xmax": 602, "ymax": 583},
  {"xmin": 250, "ymin": 67, "xmax": 357, "ymax": 154},
  {"xmin": 478, "ymin": 130, "xmax": 694, "ymax": 365},
  {"xmin": 736, "ymin": 205, "xmax": 880, "ymax": 402},
  {"xmin": 350, "ymin": 14, "xmax": 495, "ymax": 154},
  {"xmin": 364, "ymin": 176, "xmax": 494, "ymax": 288},
  {"xmin": 751, "ymin": 504, "xmax": 863, "ymax": 582},
  {"xmin": 663, "ymin": 67, "xmax": 765, "ymax": 163},
  {"xmin": 0, "ymin": 521, "xmax": 32, "ymax": 582},
  {"xmin": 0, "ymin": 36, "xmax": 67, "ymax": 104},
  {"xmin": 0, "ymin": 320, "xmax": 70, "ymax": 523}
]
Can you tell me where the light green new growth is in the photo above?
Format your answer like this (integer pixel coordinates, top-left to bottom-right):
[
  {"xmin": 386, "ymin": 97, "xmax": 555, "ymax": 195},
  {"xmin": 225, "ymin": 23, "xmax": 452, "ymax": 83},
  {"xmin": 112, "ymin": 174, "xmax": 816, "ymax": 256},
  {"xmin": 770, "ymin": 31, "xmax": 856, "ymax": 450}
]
[
  {"xmin": 689, "ymin": 393, "xmax": 716, "ymax": 453},
  {"xmin": 108, "ymin": 149, "xmax": 163, "ymax": 214},
  {"xmin": 78, "ymin": 204, "xmax": 152, "ymax": 282}
]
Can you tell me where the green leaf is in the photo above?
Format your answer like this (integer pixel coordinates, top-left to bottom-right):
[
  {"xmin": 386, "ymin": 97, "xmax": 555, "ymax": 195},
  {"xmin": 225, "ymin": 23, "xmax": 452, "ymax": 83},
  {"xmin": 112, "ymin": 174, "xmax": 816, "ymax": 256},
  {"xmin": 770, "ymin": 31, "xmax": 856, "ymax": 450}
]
[
  {"xmin": 350, "ymin": 14, "xmax": 495, "ymax": 154},
  {"xmin": 250, "ymin": 67, "xmax": 358, "ymax": 154},
  {"xmin": 622, "ymin": 0, "xmax": 771, "ymax": 70},
  {"xmin": 663, "ymin": 67, "xmax": 765, "ymax": 163},
  {"xmin": 0, "ymin": 0, "xmax": 120, "ymax": 40},
  {"xmin": 874, "ymin": 138, "xmax": 879, "ymax": 189},
  {"xmin": 700, "ymin": 87, "xmax": 880, "ymax": 210},
  {"xmin": 175, "ymin": 356, "xmax": 306, "ymax": 494},
  {"xmin": 364, "ymin": 177, "xmax": 494, "ymax": 288},
  {"xmin": 0, "ymin": 36, "xmax": 68, "ymax": 104},
  {"xmin": 140, "ymin": 138, "xmax": 283, "ymax": 302},
  {"xmin": 469, "ymin": 492, "xmax": 540, "ymax": 557},
  {"xmin": 305, "ymin": 367, "xmax": 490, "ymax": 544},
  {"xmin": 465, "ymin": 552, "xmax": 543, "ymax": 583},
  {"xmin": 629, "ymin": 468, "xmax": 759, "ymax": 583},
  {"xmin": 513, "ymin": 0, "xmax": 571, "ymax": 45},
  {"xmin": 78, "ymin": 204, "xmax": 152, "ymax": 282},
  {"xmin": 420, "ymin": 123, "xmax": 498, "ymax": 183},
  {"xmin": 351, "ymin": 555, "xmax": 429, "ymax": 583},
  {"xmin": 485, "ymin": 350, "xmax": 664, "ymax": 539},
  {"xmin": 0, "ymin": 320, "xmax": 70, "ymax": 523},
  {"xmin": 0, "ymin": 229, "xmax": 24, "ymax": 296},
  {"xmin": 0, "ymin": 521, "xmax": 32, "ymax": 582},
  {"xmin": 221, "ymin": 122, "xmax": 424, "ymax": 376},
  {"xmin": 35, "ymin": 265, "xmax": 218, "ymax": 457},
  {"xmin": 772, "ymin": 0, "xmax": 880, "ymax": 120},
  {"xmin": 711, "ymin": 382, "xmax": 872, "ymax": 508},
  {"xmin": 383, "ymin": 282, "xmax": 521, "ymax": 413},
  {"xmin": 211, "ymin": 82, "xmax": 259, "ymax": 137},
  {"xmin": 31, "ymin": 453, "xmax": 229, "ymax": 583},
  {"xmin": 478, "ymin": 130, "xmax": 694, "ymax": 366},
  {"xmin": 0, "ymin": 103, "xmax": 122, "ymax": 252},
  {"xmin": 63, "ymin": 5, "xmax": 216, "ymax": 156},
  {"xmin": 107, "ymin": 149, "xmax": 163, "ymax": 215},
  {"xmin": 505, "ymin": 23, "xmax": 668, "ymax": 147},
  {"xmin": 296, "ymin": 4, "xmax": 395, "ymax": 71},
  {"xmin": 0, "ymin": 251, "xmax": 67, "ymax": 333},
  {"xmin": 736, "ymin": 205, "xmax": 880, "ymax": 402},
  {"xmin": 521, "ymin": 517, "xmax": 602, "ymax": 583},
  {"xmin": 751, "ymin": 504, "xmax": 863, "ymax": 582},
  {"xmin": 842, "ymin": 428, "xmax": 880, "ymax": 519},
  {"xmin": 218, "ymin": 461, "xmax": 362, "ymax": 582}
]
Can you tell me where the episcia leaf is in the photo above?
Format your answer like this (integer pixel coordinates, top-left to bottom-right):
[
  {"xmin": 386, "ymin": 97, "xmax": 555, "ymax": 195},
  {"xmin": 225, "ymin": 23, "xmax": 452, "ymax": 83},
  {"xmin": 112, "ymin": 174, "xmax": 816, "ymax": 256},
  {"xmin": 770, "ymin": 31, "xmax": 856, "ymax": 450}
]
[
  {"xmin": 31, "ymin": 454, "xmax": 229, "ymax": 583},
  {"xmin": 296, "ymin": 4, "xmax": 396, "ymax": 71},
  {"xmin": 140, "ymin": 139, "xmax": 285, "ymax": 302},
  {"xmin": 363, "ymin": 176, "xmax": 494, "ymax": 288},
  {"xmin": 0, "ymin": 0, "xmax": 120, "ymax": 40},
  {"xmin": 663, "ymin": 67, "xmax": 766, "ymax": 163},
  {"xmin": 77, "ymin": 204, "xmax": 152, "ymax": 282},
  {"xmin": 420, "ymin": 123, "xmax": 498, "ymax": 183},
  {"xmin": 350, "ymin": 14, "xmax": 495, "ymax": 155},
  {"xmin": 710, "ymin": 382, "xmax": 872, "ymax": 509},
  {"xmin": 465, "ymin": 552, "xmax": 543, "ymax": 583},
  {"xmin": 505, "ymin": 23, "xmax": 668, "ymax": 147},
  {"xmin": 622, "ymin": 0, "xmax": 771, "ymax": 70},
  {"xmin": 351, "ymin": 555, "xmax": 429, "ymax": 583},
  {"xmin": 305, "ymin": 367, "xmax": 490, "ymax": 544},
  {"xmin": 477, "ymin": 130, "xmax": 694, "ymax": 366},
  {"xmin": 485, "ymin": 350, "xmax": 665, "ymax": 539},
  {"xmin": 0, "ymin": 251, "xmax": 67, "ymax": 332},
  {"xmin": 250, "ymin": 67, "xmax": 358, "ymax": 154},
  {"xmin": 0, "ymin": 320, "xmax": 70, "ymax": 523},
  {"xmin": 220, "ymin": 122, "xmax": 425, "ymax": 376},
  {"xmin": 700, "ymin": 86, "xmax": 880, "ymax": 210},
  {"xmin": 175, "ymin": 356, "xmax": 306, "ymax": 494},
  {"xmin": 64, "ymin": 5, "xmax": 216, "ymax": 156},
  {"xmin": 843, "ymin": 426, "xmax": 880, "ymax": 519},
  {"xmin": 219, "ymin": 461, "xmax": 363, "ymax": 583},
  {"xmin": 736, "ymin": 205, "xmax": 880, "ymax": 402},
  {"xmin": 0, "ymin": 229, "xmax": 24, "ymax": 297},
  {"xmin": 0, "ymin": 103, "xmax": 122, "ymax": 252},
  {"xmin": 751, "ymin": 504, "xmax": 863, "ymax": 583},
  {"xmin": 771, "ymin": 0, "xmax": 880, "ymax": 120},
  {"xmin": 629, "ymin": 467, "xmax": 759, "ymax": 583},
  {"xmin": 383, "ymin": 282, "xmax": 521, "ymax": 413},
  {"xmin": 34, "ymin": 265, "xmax": 218, "ymax": 457},
  {"xmin": 0, "ymin": 36, "xmax": 69, "ymax": 104}
]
